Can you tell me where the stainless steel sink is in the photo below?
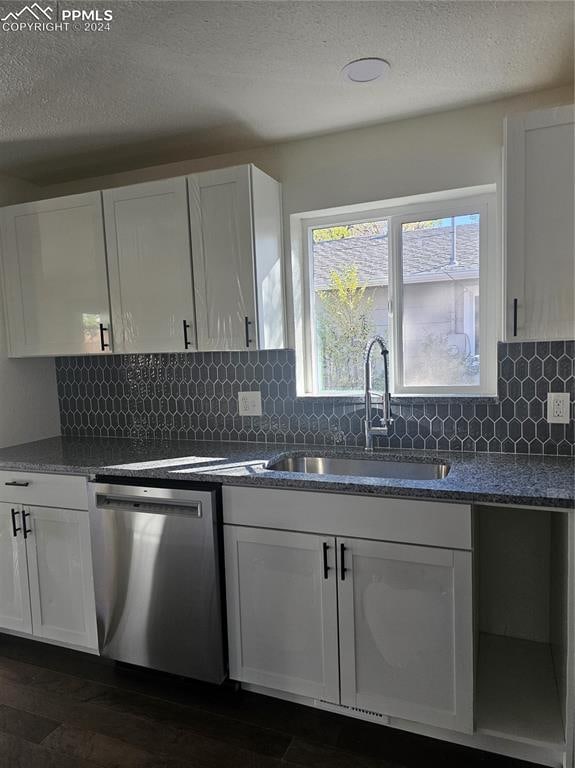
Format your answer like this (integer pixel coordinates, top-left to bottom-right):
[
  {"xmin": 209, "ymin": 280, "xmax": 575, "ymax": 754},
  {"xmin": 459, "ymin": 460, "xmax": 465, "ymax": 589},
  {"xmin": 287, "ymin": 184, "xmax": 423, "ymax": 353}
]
[{"xmin": 265, "ymin": 456, "xmax": 450, "ymax": 480}]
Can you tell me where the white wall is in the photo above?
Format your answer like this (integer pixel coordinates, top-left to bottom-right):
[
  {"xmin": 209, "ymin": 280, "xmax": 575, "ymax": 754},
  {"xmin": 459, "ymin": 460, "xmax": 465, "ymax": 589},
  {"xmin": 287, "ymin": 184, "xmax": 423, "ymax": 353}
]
[
  {"xmin": 0, "ymin": 175, "xmax": 60, "ymax": 448},
  {"xmin": 45, "ymin": 85, "xmax": 572, "ymax": 209},
  {"xmin": 43, "ymin": 85, "xmax": 573, "ymax": 346}
]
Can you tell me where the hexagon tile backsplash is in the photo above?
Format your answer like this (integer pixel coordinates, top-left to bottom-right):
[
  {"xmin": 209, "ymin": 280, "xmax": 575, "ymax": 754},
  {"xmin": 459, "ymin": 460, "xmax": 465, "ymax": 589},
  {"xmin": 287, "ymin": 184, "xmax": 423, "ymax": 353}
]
[{"xmin": 55, "ymin": 340, "xmax": 574, "ymax": 455}]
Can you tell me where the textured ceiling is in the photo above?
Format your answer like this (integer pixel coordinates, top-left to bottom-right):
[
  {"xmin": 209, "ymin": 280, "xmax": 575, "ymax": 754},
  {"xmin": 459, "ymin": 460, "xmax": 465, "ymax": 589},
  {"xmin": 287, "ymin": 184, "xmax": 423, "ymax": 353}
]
[{"xmin": 1, "ymin": 0, "xmax": 573, "ymax": 184}]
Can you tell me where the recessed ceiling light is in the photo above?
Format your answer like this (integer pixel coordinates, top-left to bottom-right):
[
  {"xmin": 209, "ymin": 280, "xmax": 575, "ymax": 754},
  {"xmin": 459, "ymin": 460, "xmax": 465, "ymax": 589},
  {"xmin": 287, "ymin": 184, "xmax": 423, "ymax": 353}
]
[{"xmin": 342, "ymin": 57, "xmax": 390, "ymax": 83}]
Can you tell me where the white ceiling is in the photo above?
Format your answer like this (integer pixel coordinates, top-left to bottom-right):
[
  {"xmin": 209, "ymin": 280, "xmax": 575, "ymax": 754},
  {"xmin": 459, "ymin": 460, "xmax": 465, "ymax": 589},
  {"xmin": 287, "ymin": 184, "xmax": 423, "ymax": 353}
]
[{"xmin": 1, "ymin": 0, "xmax": 573, "ymax": 184}]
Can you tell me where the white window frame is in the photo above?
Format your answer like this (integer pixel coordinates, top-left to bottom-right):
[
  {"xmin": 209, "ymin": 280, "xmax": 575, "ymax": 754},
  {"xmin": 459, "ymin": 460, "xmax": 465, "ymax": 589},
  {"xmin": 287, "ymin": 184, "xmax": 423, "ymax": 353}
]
[
  {"xmin": 463, "ymin": 286, "xmax": 480, "ymax": 357},
  {"xmin": 294, "ymin": 186, "xmax": 498, "ymax": 398}
]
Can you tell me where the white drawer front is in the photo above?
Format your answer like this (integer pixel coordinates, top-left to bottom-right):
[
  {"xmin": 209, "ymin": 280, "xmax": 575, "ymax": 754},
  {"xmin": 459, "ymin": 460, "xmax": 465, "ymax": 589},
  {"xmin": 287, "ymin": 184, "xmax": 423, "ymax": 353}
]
[
  {"xmin": 0, "ymin": 471, "xmax": 89, "ymax": 510},
  {"xmin": 223, "ymin": 486, "xmax": 472, "ymax": 550}
]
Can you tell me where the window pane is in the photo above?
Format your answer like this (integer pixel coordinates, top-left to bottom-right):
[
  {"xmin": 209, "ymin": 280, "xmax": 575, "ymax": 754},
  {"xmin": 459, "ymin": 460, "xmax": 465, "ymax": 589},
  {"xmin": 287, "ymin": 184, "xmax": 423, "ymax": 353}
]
[
  {"xmin": 401, "ymin": 214, "xmax": 480, "ymax": 388},
  {"xmin": 312, "ymin": 221, "xmax": 389, "ymax": 393}
]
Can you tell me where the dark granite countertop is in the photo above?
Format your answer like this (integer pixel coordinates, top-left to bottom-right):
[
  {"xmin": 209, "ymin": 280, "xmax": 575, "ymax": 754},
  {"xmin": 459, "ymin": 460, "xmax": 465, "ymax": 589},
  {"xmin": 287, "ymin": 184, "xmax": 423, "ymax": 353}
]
[{"xmin": 0, "ymin": 436, "xmax": 573, "ymax": 508}]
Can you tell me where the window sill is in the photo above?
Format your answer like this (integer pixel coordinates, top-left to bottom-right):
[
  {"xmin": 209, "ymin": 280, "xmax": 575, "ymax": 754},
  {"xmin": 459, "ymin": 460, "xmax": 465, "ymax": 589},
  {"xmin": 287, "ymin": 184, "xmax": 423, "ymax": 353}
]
[{"xmin": 296, "ymin": 393, "xmax": 499, "ymax": 404}]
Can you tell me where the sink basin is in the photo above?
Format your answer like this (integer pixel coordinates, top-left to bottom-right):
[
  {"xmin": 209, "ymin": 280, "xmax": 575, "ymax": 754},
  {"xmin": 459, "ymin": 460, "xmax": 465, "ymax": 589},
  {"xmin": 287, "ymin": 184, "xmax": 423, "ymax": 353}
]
[{"xmin": 265, "ymin": 456, "xmax": 450, "ymax": 480}]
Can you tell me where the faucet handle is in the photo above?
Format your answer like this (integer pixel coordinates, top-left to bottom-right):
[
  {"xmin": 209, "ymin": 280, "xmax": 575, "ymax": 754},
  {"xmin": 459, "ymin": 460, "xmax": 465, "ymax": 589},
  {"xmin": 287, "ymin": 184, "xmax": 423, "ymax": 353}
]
[{"xmin": 369, "ymin": 389, "xmax": 386, "ymax": 400}]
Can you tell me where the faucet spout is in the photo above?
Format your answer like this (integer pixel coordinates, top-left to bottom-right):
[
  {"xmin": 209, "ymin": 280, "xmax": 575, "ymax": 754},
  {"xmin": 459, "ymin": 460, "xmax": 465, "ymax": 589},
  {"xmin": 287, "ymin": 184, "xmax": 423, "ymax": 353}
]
[{"xmin": 364, "ymin": 335, "xmax": 393, "ymax": 451}]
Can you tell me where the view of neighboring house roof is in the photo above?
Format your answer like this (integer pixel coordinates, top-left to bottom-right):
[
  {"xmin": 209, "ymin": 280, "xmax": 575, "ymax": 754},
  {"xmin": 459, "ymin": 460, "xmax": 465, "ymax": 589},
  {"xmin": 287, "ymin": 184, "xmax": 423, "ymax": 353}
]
[{"xmin": 313, "ymin": 222, "xmax": 480, "ymax": 290}]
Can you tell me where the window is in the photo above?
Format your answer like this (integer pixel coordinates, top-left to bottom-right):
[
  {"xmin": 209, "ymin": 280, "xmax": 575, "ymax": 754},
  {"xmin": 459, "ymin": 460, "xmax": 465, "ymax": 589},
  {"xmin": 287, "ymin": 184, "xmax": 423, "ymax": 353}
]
[
  {"xmin": 398, "ymin": 214, "xmax": 480, "ymax": 389},
  {"xmin": 311, "ymin": 220, "xmax": 389, "ymax": 394},
  {"xmin": 296, "ymin": 188, "xmax": 497, "ymax": 397}
]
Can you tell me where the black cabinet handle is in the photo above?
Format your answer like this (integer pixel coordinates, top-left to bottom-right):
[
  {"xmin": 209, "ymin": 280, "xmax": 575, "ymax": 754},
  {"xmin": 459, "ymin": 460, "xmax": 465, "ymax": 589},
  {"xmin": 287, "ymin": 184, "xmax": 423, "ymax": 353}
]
[
  {"xmin": 183, "ymin": 320, "xmax": 192, "ymax": 350},
  {"xmin": 10, "ymin": 508, "xmax": 21, "ymax": 538},
  {"xmin": 322, "ymin": 542, "xmax": 330, "ymax": 579},
  {"xmin": 513, "ymin": 298, "xmax": 518, "ymax": 337},
  {"xmin": 244, "ymin": 317, "xmax": 253, "ymax": 348},
  {"xmin": 22, "ymin": 511, "xmax": 31, "ymax": 540},
  {"xmin": 340, "ymin": 543, "xmax": 347, "ymax": 581},
  {"xmin": 99, "ymin": 323, "xmax": 109, "ymax": 351},
  {"xmin": 5, "ymin": 480, "xmax": 29, "ymax": 487}
]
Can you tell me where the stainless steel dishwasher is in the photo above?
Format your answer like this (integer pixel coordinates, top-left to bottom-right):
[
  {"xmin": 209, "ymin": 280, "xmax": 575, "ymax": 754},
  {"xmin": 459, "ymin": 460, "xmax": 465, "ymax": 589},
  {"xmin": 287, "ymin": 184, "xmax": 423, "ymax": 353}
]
[{"xmin": 88, "ymin": 479, "xmax": 226, "ymax": 683}]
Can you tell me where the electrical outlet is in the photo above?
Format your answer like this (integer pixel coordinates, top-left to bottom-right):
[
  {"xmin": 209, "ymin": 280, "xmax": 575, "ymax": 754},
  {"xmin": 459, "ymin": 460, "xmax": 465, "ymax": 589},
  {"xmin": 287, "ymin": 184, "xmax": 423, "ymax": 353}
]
[
  {"xmin": 238, "ymin": 391, "xmax": 262, "ymax": 417},
  {"xmin": 546, "ymin": 392, "xmax": 570, "ymax": 424}
]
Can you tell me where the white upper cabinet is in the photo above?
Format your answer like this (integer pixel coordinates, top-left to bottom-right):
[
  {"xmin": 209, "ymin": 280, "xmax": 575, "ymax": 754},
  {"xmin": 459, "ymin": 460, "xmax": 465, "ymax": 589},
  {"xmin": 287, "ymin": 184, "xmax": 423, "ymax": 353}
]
[
  {"xmin": 0, "ymin": 165, "xmax": 284, "ymax": 356},
  {"xmin": 505, "ymin": 104, "xmax": 575, "ymax": 341},
  {"xmin": 188, "ymin": 165, "xmax": 285, "ymax": 351},
  {"xmin": 0, "ymin": 192, "xmax": 111, "ymax": 357},
  {"xmin": 103, "ymin": 178, "xmax": 197, "ymax": 353}
]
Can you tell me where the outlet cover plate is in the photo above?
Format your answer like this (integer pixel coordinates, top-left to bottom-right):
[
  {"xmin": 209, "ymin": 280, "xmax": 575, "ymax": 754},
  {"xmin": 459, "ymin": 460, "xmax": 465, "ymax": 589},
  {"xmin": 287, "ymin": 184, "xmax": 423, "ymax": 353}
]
[
  {"xmin": 238, "ymin": 391, "xmax": 262, "ymax": 417},
  {"xmin": 547, "ymin": 392, "xmax": 570, "ymax": 424}
]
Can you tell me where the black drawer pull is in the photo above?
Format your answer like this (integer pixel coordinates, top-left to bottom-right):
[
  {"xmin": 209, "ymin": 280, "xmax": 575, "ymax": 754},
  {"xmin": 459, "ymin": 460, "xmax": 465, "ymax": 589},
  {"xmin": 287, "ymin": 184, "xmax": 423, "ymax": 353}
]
[
  {"xmin": 183, "ymin": 320, "xmax": 192, "ymax": 350},
  {"xmin": 340, "ymin": 543, "xmax": 347, "ymax": 581},
  {"xmin": 10, "ymin": 508, "xmax": 21, "ymax": 538},
  {"xmin": 513, "ymin": 298, "xmax": 518, "ymax": 337},
  {"xmin": 244, "ymin": 316, "xmax": 253, "ymax": 348},
  {"xmin": 22, "ymin": 511, "xmax": 31, "ymax": 540},
  {"xmin": 99, "ymin": 323, "xmax": 109, "ymax": 351},
  {"xmin": 322, "ymin": 542, "xmax": 330, "ymax": 580},
  {"xmin": 5, "ymin": 481, "xmax": 29, "ymax": 487}
]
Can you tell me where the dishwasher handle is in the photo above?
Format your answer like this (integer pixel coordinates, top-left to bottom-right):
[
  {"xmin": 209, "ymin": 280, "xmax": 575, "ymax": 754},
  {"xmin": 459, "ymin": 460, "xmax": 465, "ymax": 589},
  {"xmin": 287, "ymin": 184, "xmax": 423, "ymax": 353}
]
[{"xmin": 95, "ymin": 494, "xmax": 202, "ymax": 518}]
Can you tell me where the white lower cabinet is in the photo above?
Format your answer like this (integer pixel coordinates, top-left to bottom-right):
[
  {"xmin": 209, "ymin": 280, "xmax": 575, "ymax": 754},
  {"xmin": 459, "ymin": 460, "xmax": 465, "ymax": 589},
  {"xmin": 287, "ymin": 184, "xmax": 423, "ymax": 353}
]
[
  {"xmin": 338, "ymin": 537, "xmax": 473, "ymax": 733},
  {"xmin": 0, "ymin": 504, "xmax": 32, "ymax": 634},
  {"xmin": 225, "ymin": 524, "xmax": 473, "ymax": 733},
  {"xmin": 25, "ymin": 505, "xmax": 98, "ymax": 650},
  {"xmin": 0, "ymin": 501, "xmax": 97, "ymax": 651},
  {"xmin": 225, "ymin": 526, "xmax": 339, "ymax": 702}
]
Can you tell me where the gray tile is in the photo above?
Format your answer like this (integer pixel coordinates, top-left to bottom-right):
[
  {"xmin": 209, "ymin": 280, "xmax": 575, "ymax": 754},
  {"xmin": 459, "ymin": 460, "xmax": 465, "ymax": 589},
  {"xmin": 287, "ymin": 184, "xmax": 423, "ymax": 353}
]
[{"xmin": 55, "ymin": 340, "xmax": 575, "ymax": 457}]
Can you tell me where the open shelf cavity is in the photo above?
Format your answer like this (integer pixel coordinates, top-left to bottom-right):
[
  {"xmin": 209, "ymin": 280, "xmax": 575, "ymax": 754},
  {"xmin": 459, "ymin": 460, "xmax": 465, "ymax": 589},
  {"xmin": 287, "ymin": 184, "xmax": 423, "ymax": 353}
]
[
  {"xmin": 476, "ymin": 632, "xmax": 564, "ymax": 747},
  {"xmin": 474, "ymin": 505, "xmax": 570, "ymax": 751}
]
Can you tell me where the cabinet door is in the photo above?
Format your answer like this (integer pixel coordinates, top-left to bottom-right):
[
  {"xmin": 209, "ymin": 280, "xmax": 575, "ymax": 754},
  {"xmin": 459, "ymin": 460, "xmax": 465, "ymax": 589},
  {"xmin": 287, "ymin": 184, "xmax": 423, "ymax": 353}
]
[
  {"xmin": 225, "ymin": 526, "xmax": 339, "ymax": 702},
  {"xmin": 104, "ymin": 178, "xmax": 196, "ymax": 353},
  {"xmin": 25, "ymin": 506, "xmax": 98, "ymax": 650},
  {"xmin": 338, "ymin": 538, "xmax": 473, "ymax": 733},
  {"xmin": 188, "ymin": 166, "xmax": 257, "ymax": 351},
  {"xmin": 0, "ymin": 192, "xmax": 111, "ymax": 356},
  {"xmin": 505, "ymin": 105, "xmax": 575, "ymax": 341},
  {"xmin": 0, "ymin": 504, "xmax": 32, "ymax": 634}
]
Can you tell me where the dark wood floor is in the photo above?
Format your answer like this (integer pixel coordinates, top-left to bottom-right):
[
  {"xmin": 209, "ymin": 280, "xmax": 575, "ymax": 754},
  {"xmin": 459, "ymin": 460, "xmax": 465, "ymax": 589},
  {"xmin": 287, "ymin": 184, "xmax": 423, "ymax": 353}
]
[{"xmin": 0, "ymin": 634, "xmax": 543, "ymax": 768}]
